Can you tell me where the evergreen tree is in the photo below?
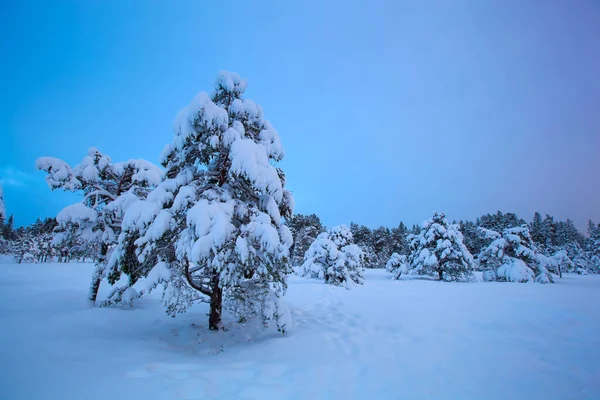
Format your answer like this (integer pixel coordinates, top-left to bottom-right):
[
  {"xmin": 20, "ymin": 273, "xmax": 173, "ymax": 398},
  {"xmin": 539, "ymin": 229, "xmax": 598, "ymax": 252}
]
[
  {"xmin": 478, "ymin": 211, "xmax": 525, "ymax": 233},
  {"xmin": 478, "ymin": 225, "xmax": 554, "ymax": 283},
  {"xmin": 301, "ymin": 225, "xmax": 364, "ymax": 287},
  {"xmin": 372, "ymin": 226, "xmax": 393, "ymax": 268},
  {"xmin": 104, "ymin": 72, "xmax": 294, "ymax": 333},
  {"xmin": 553, "ymin": 219, "xmax": 584, "ymax": 248},
  {"xmin": 529, "ymin": 212, "xmax": 544, "ymax": 245},
  {"xmin": 349, "ymin": 223, "xmax": 377, "ymax": 268},
  {"xmin": 410, "ymin": 224, "xmax": 421, "ymax": 235},
  {"xmin": 37, "ymin": 148, "xmax": 163, "ymax": 303},
  {"xmin": 406, "ymin": 212, "xmax": 475, "ymax": 281},
  {"xmin": 386, "ymin": 252, "xmax": 408, "ymax": 280},
  {"xmin": 0, "ymin": 185, "xmax": 5, "ymax": 229},
  {"xmin": 286, "ymin": 213, "xmax": 324, "ymax": 266},
  {"xmin": 4, "ymin": 215, "xmax": 15, "ymax": 241},
  {"xmin": 459, "ymin": 220, "xmax": 487, "ymax": 256},
  {"xmin": 390, "ymin": 222, "xmax": 409, "ymax": 255},
  {"xmin": 541, "ymin": 214, "xmax": 556, "ymax": 249},
  {"xmin": 586, "ymin": 221, "xmax": 600, "ymax": 263}
]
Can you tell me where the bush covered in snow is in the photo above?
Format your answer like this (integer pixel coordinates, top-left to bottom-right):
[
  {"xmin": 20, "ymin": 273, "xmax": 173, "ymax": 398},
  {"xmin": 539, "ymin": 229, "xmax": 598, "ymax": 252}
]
[{"xmin": 301, "ymin": 225, "xmax": 364, "ymax": 287}]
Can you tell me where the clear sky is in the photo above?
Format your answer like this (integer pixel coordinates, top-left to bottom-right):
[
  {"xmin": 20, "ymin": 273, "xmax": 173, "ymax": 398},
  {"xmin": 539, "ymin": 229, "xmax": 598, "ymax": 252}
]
[{"xmin": 1, "ymin": 0, "xmax": 599, "ymax": 231}]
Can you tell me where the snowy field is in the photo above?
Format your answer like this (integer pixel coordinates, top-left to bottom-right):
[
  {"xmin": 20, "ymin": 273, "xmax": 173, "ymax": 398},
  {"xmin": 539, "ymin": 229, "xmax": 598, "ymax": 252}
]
[{"xmin": 1, "ymin": 258, "xmax": 599, "ymax": 400}]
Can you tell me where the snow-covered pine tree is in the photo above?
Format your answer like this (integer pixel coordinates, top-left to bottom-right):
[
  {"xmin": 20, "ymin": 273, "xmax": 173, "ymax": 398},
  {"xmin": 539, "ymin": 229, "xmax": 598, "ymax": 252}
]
[
  {"xmin": 459, "ymin": 220, "xmax": 489, "ymax": 257},
  {"xmin": 36, "ymin": 149, "xmax": 163, "ymax": 302},
  {"xmin": 529, "ymin": 212, "xmax": 544, "ymax": 246},
  {"xmin": 562, "ymin": 242, "xmax": 593, "ymax": 274},
  {"xmin": 386, "ymin": 252, "xmax": 408, "ymax": 279},
  {"xmin": 286, "ymin": 213, "xmax": 325, "ymax": 266},
  {"xmin": 350, "ymin": 223, "xmax": 378, "ymax": 268},
  {"xmin": 104, "ymin": 72, "xmax": 294, "ymax": 333},
  {"xmin": 301, "ymin": 225, "xmax": 364, "ymax": 287},
  {"xmin": 478, "ymin": 211, "xmax": 526, "ymax": 234},
  {"xmin": 3, "ymin": 214, "xmax": 15, "ymax": 241},
  {"xmin": 372, "ymin": 226, "xmax": 393, "ymax": 268},
  {"xmin": 553, "ymin": 219, "xmax": 583, "ymax": 248},
  {"xmin": 478, "ymin": 225, "xmax": 554, "ymax": 283},
  {"xmin": 406, "ymin": 212, "xmax": 475, "ymax": 281},
  {"xmin": 586, "ymin": 221, "xmax": 600, "ymax": 272}
]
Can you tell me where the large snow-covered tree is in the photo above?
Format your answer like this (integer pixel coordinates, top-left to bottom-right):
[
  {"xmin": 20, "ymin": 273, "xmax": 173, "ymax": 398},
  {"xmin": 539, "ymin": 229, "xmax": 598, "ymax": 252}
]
[
  {"xmin": 104, "ymin": 72, "xmax": 294, "ymax": 333},
  {"xmin": 301, "ymin": 225, "xmax": 364, "ymax": 287},
  {"xmin": 405, "ymin": 212, "xmax": 475, "ymax": 281},
  {"xmin": 36, "ymin": 149, "xmax": 163, "ymax": 303},
  {"xmin": 478, "ymin": 225, "xmax": 555, "ymax": 283}
]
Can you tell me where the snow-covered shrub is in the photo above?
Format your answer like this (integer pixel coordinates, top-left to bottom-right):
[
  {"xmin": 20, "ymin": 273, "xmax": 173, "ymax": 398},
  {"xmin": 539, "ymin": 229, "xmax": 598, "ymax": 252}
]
[
  {"xmin": 482, "ymin": 270, "xmax": 497, "ymax": 282},
  {"xmin": 406, "ymin": 212, "xmax": 475, "ymax": 282},
  {"xmin": 496, "ymin": 258, "xmax": 535, "ymax": 283},
  {"xmin": 103, "ymin": 72, "xmax": 294, "ymax": 333},
  {"xmin": 386, "ymin": 252, "xmax": 408, "ymax": 280},
  {"xmin": 301, "ymin": 225, "xmax": 364, "ymax": 288},
  {"xmin": 479, "ymin": 225, "xmax": 554, "ymax": 283}
]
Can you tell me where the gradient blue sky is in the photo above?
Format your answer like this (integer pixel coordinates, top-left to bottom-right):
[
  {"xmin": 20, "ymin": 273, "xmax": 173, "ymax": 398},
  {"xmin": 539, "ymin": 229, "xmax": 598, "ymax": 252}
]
[{"xmin": 1, "ymin": 0, "xmax": 599, "ymax": 230}]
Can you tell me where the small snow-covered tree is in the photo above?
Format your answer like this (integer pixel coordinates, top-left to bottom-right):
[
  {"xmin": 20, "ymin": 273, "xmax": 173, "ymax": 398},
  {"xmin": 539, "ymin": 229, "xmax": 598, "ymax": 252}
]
[
  {"xmin": 406, "ymin": 212, "xmax": 475, "ymax": 281},
  {"xmin": 386, "ymin": 252, "xmax": 408, "ymax": 280},
  {"xmin": 37, "ymin": 149, "xmax": 163, "ymax": 302},
  {"xmin": 13, "ymin": 234, "xmax": 36, "ymax": 264},
  {"xmin": 104, "ymin": 72, "xmax": 294, "ymax": 333},
  {"xmin": 301, "ymin": 225, "xmax": 364, "ymax": 287},
  {"xmin": 478, "ymin": 225, "xmax": 554, "ymax": 283}
]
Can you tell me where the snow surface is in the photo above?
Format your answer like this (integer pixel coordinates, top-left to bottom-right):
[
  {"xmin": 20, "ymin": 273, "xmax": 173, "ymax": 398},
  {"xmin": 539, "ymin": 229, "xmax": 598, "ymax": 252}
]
[{"xmin": 1, "ymin": 258, "xmax": 599, "ymax": 400}]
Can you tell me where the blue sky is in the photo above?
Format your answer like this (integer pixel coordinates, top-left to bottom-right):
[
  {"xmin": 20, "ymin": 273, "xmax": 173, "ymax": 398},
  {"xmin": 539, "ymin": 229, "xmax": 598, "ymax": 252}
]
[{"xmin": 1, "ymin": 0, "xmax": 599, "ymax": 230}]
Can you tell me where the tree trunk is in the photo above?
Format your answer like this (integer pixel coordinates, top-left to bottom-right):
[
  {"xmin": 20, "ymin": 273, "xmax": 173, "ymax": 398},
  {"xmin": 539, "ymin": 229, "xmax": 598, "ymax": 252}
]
[
  {"xmin": 209, "ymin": 277, "xmax": 223, "ymax": 331},
  {"xmin": 438, "ymin": 269, "xmax": 443, "ymax": 281},
  {"xmin": 88, "ymin": 243, "xmax": 109, "ymax": 305}
]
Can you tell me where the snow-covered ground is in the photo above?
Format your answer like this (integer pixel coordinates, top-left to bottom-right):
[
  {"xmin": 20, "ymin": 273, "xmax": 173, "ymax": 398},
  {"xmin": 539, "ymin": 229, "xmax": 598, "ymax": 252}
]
[{"xmin": 1, "ymin": 258, "xmax": 599, "ymax": 400}]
